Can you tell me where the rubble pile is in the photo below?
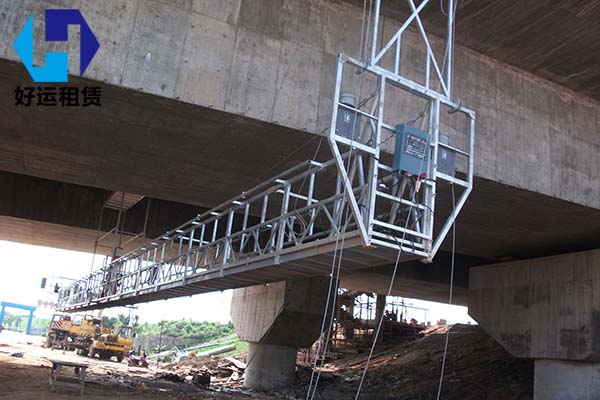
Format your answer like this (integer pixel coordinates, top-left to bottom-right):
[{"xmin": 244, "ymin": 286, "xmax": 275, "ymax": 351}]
[
  {"xmin": 418, "ymin": 324, "xmax": 450, "ymax": 336},
  {"xmin": 163, "ymin": 354, "xmax": 247, "ymax": 388}
]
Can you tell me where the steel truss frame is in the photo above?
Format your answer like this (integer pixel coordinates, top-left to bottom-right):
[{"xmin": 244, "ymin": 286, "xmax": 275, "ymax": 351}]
[{"xmin": 57, "ymin": 0, "xmax": 474, "ymax": 312}]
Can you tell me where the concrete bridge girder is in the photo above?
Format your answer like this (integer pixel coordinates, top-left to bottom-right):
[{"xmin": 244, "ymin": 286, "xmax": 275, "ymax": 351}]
[
  {"xmin": 0, "ymin": 0, "xmax": 598, "ymax": 210},
  {"xmin": 0, "ymin": 0, "xmax": 599, "ymax": 308}
]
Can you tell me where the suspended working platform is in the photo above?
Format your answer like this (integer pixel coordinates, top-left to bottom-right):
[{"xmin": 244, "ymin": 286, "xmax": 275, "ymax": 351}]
[{"xmin": 57, "ymin": 0, "xmax": 475, "ymax": 312}]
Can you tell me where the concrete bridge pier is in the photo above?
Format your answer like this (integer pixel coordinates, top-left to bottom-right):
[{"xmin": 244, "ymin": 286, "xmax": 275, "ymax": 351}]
[
  {"xmin": 245, "ymin": 343, "xmax": 298, "ymax": 390},
  {"xmin": 469, "ymin": 249, "xmax": 600, "ymax": 399},
  {"xmin": 534, "ymin": 360, "xmax": 600, "ymax": 400},
  {"xmin": 230, "ymin": 277, "xmax": 330, "ymax": 391}
]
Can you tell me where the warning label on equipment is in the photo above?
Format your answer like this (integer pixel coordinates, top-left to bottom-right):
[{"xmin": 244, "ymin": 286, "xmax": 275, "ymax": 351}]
[{"xmin": 404, "ymin": 134, "xmax": 427, "ymax": 159}]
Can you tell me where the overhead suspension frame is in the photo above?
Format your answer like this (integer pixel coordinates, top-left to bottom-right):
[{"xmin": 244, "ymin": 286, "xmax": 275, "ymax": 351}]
[
  {"xmin": 57, "ymin": 0, "xmax": 475, "ymax": 312},
  {"xmin": 329, "ymin": 0, "xmax": 474, "ymax": 260}
]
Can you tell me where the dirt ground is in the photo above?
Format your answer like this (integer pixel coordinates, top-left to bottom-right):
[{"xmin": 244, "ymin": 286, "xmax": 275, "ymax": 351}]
[
  {"xmin": 299, "ymin": 324, "xmax": 534, "ymax": 400},
  {"xmin": 0, "ymin": 325, "xmax": 533, "ymax": 400},
  {"xmin": 0, "ymin": 331, "xmax": 270, "ymax": 400}
]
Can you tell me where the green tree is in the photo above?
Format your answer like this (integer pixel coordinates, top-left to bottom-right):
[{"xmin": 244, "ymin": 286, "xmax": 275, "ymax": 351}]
[{"xmin": 135, "ymin": 319, "xmax": 235, "ymax": 342}]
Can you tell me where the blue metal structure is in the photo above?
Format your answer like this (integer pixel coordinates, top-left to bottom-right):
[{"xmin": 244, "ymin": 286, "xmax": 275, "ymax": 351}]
[{"xmin": 0, "ymin": 301, "xmax": 37, "ymax": 335}]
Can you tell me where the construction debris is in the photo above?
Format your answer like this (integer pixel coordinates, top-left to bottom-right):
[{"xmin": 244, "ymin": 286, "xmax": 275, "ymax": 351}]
[
  {"xmin": 191, "ymin": 373, "xmax": 211, "ymax": 387},
  {"xmin": 162, "ymin": 353, "xmax": 247, "ymax": 388},
  {"xmin": 419, "ymin": 324, "xmax": 450, "ymax": 336}
]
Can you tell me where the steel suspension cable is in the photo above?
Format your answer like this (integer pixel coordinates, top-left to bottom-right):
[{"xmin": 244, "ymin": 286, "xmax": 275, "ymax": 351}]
[
  {"xmin": 435, "ymin": 183, "xmax": 456, "ymax": 400},
  {"xmin": 308, "ymin": 0, "xmax": 375, "ymax": 397},
  {"xmin": 354, "ymin": 98, "xmax": 434, "ymax": 399}
]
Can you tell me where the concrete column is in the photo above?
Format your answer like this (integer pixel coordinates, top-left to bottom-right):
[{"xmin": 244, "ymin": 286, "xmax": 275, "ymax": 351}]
[
  {"xmin": 534, "ymin": 359, "xmax": 600, "ymax": 400},
  {"xmin": 245, "ymin": 343, "xmax": 297, "ymax": 391},
  {"xmin": 469, "ymin": 249, "xmax": 600, "ymax": 398},
  {"xmin": 231, "ymin": 277, "xmax": 329, "ymax": 391}
]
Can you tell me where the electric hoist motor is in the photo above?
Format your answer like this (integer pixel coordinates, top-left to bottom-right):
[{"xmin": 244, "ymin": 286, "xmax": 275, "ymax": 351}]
[
  {"xmin": 335, "ymin": 93, "xmax": 361, "ymax": 141},
  {"xmin": 437, "ymin": 133, "xmax": 456, "ymax": 177}
]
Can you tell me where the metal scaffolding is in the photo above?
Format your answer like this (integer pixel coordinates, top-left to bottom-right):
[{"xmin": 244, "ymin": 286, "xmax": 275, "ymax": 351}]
[{"xmin": 57, "ymin": 0, "xmax": 474, "ymax": 312}]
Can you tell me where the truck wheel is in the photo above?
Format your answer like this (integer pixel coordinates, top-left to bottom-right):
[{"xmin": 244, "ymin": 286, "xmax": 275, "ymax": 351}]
[
  {"xmin": 88, "ymin": 345, "xmax": 95, "ymax": 358},
  {"xmin": 116, "ymin": 353, "xmax": 124, "ymax": 363}
]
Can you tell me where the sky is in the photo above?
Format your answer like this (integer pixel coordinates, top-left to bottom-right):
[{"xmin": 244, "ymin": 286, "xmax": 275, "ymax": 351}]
[{"xmin": 0, "ymin": 241, "xmax": 474, "ymax": 325}]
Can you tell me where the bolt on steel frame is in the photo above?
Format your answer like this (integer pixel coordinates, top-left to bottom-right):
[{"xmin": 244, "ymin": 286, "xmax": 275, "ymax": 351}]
[{"xmin": 57, "ymin": 0, "xmax": 475, "ymax": 312}]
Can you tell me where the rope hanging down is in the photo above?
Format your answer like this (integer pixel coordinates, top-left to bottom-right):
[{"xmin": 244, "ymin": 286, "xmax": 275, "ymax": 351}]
[
  {"xmin": 306, "ymin": 1, "xmax": 374, "ymax": 397},
  {"xmin": 353, "ymin": 113, "xmax": 432, "ymax": 399},
  {"xmin": 435, "ymin": 184, "xmax": 456, "ymax": 400}
]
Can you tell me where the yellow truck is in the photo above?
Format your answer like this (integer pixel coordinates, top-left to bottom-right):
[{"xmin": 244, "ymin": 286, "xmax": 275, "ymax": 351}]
[
  {"xmin": 46, "ymin": 313, "xmax": 134, "ymax": 362},
  {"xmin": 88, "ymin": 325, "xmax": 134, "ymax": 362},
  {"xmin": 46, "ymin": 313, "xmax": 101, "ymax": 353}
]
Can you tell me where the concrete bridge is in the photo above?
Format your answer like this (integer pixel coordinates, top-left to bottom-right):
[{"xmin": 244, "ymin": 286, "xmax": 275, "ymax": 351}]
[{"xmin": 1, "ymin": 0, "xmax": 600, "ymax": 396}]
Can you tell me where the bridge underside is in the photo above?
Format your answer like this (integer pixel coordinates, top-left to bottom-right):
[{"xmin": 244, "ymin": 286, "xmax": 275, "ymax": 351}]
[
  {"xmin": 2, "ymin": 57, "xmax": 600, "ymax": 305},
  {"xmin": 346, "ymin": 0, "xmax": 600, "ymax": 102}
]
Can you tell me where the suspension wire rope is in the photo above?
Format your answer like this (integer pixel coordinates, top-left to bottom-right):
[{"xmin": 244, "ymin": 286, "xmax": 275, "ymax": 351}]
[
  {"xmin": 353, "ymin": 223, "xmax": 408, "ymax": 399},
  {"xmin": 358, "ymin": 3, "xmax": 461, "ymax": 396},
  {"xmin": 353, "ymin": 170, "xmax": 427, "ymax": 400},
  {"xmin": 305, "ymin": 201, "xmax": 349, "ymax": 400},
  {"xmin": 435, "ymin": 2, "xmax": 459, "ymax": 398},
  {"xmin": 307, "ymin": 2, "xmax": 373, "ymax": 397},
  {"xmin": 355, "ymin": 1, "xmax": 460, "ymax": 395},
  {"xmin": 435, "ymin": 184, "xmax": 456, "ymax": 400},
  {"xmin": 354, "ymin": 91, "xmax": 435, "ymax": 398},
  {"xmin": 306, "ymin": 201, "xmax": 352, "ymax": 400},
  {"xmin": 308, "ymin": 100, "xmax": 369, "ymax": 399},
  {"xmin": 306, "ymin": 150, "xmax": 362, "ymax": 400}
]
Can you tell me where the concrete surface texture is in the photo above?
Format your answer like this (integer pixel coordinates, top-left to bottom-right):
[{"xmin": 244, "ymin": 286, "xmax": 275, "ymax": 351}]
[
  {"xmin": 0, "ymin": 1, "xmax": 599, "ymax": 303},
  {"xmin": 0, "ymin": 0, "xmax": 598, "ymax": 210},
  {"xmin": 230, "ymin": 277, "xmax": 329, "ymax": 390},
  {"xmin": 244, "ymin": 343, "xmax": 297, "ymax": 391},
  {"xmin": 345, "ymin": 0, "xmax": 600, "ymax": 102},
  {"xmin": 534, "ymin": 359, "xmax": 600, "ymax": 400},
  {"xmin": 230, "ymin": 277, "xmax": 329, "ymax": 348},
  {"xmin": 0, "ymin": 171, "xmax": 205, "ymax": 254},
  {"xmin": 469, "ymin": 249, "xmax": 600, "ymax": 361}
]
